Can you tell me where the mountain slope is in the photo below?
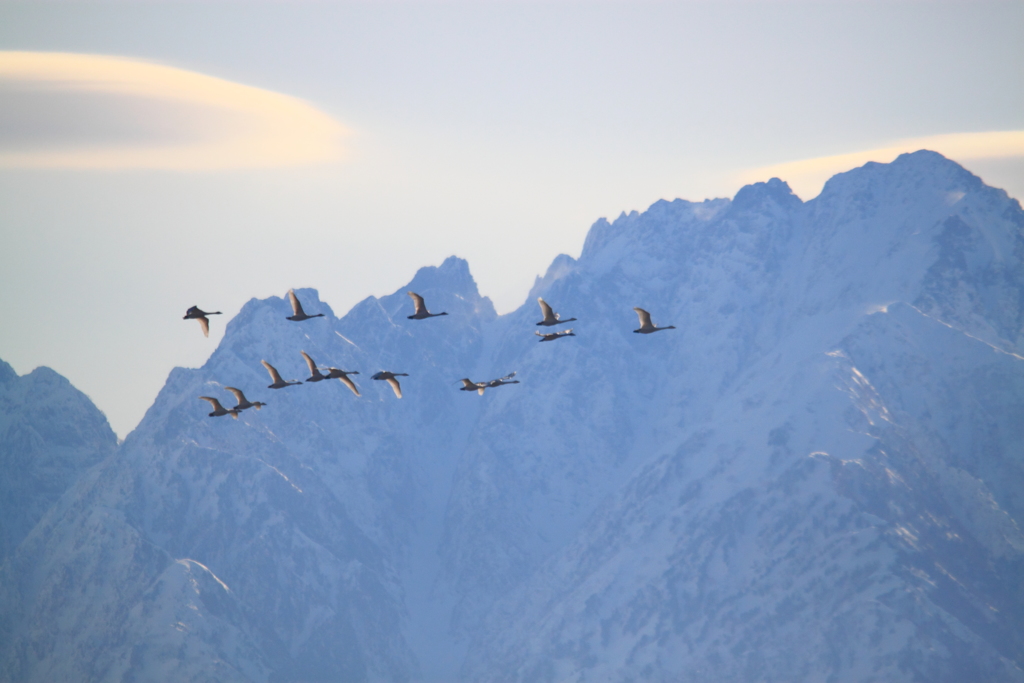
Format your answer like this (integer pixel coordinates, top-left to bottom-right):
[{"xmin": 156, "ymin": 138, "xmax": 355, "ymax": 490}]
[
  {"xmin": 0, "ymin": 359, "xmax": 116, "ymax": 562},
  {"xmin": 460, "ymin": 152, "xmax": 1024, "ymax": 681},
  {"xmin": 2, "ymin": 151, "xmax": 1022, "ymax": 682}
]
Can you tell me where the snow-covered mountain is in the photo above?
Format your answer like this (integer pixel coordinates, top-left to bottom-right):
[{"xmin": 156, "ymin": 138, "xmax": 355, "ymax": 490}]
[
  {"xmin": 0, "ymin": 360, "xmax": 116, "ymax": 563},
  {"xmin": 1, "ymin": 150, "xmax": 1022, "ymax": 682}
]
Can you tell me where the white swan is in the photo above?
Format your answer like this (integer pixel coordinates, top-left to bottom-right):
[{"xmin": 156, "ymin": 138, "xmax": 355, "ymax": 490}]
[
  {"xmin": 261, "ymin": 360, "xmax": 302, "ymax": 389},
  {"xmin": 407, "ymin": 292, "xmax": 448, "ymax": 320},
  {"xmin": 324, "ymin": 368, "xmax": 361, "ymax": 397},
  {"xmin": 199, "ymin": 396, "xmax": 239, "ymax": 419},
  {"xmin": 224, "ymin": 387, "xmax": 265, "ymax": 411},
  {"xmin": 536, "ymin": 298, "xmax": 576, "ymax": 327},
  {"xmin": 301, "ymin": 351, "xmax": 327, "ymax": 382},
  {"xmin": 633, "ymin": 307, "xmax": 676, "ymax": 334},
  {"xmin": 371, "ymin": 371, "xmax": 408, "ymax": 398},
  {"xmin": 287, "ymin": 289, "xmax": 325, "ymax": 321}
]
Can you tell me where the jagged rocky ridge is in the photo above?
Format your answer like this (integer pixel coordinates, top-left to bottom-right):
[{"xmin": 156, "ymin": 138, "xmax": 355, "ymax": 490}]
[{"xmin": 1, "ymin": 151, "xmax": 1022, "ymax": 682}]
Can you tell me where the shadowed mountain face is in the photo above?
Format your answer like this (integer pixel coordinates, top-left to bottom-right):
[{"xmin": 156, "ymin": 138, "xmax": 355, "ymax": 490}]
[
  {"xmin": 2, "ymin": 151, "xmax": 1023, "ymax": 682},
  {"xmin": 0, "ymin": 360, "xmax": 116, "ymax": 563}
]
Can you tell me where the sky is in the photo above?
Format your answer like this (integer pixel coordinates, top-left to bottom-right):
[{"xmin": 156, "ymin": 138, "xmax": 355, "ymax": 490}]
[{"xmin": 0, "ymin": 0, "xmax": 1022, "ymax": 438}]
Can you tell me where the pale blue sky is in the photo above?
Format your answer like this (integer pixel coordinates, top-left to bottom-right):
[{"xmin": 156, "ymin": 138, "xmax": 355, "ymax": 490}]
[{"xmin": 1, "ymin": 0, "xmax": 1022, "ymax": 437}]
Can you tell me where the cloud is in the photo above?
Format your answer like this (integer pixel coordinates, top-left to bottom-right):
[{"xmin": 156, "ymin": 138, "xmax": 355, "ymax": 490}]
[
  {"xmin": 0, "ymin": 51, "xmax": 348, "ymax": 170},
  {"xmin": 738, "ymin": 131, "xmax": 1024, "ymax": 199}
]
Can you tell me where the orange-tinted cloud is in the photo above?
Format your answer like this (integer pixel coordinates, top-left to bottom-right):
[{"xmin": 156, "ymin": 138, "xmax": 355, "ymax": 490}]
[{"xmin": 0, "ymin": 51, "xmax": 348, "ymax": 170}]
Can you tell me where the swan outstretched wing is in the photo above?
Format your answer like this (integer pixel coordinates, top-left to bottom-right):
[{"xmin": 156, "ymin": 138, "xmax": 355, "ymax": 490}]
[
  {"xmin": 288, "ymin": 289, "xmax": 305, "ymax": 317},
  {"xmin": 534, "ymin": 330, "xmax": 545, "ymax": 337},
  {"xmin": 338, "ymin": 375, "xmax": 360, "ymax": 396},
  {"xmin": 407, "ymin": 291, "xmax": 426, "ymax": 315},
  {"xmin": 537, "ymin": 297, "xmax": 555, "ymax": 321},
  {"xmin": 459, "ymin": 378, "xmax": 477, "ymax": 389},
  {"xmin": 199, "ymin": 396, "xmax": 225, "ymax": 411},
  {"xmin": 198, "ymin": 316, "xmax": 210, "ymax": 337},
  {"xmin": 386, "ymin": 377, "xmax": 403, "ymax": 399},
  {"xmin": 224, "ymin": 387, "xmax": 246, "ymax": 403},
  {"xmin": 633, "ymin": 307, "xmax": 653, "ymax": 328},
  {"xmin": 261, "ymin": 360, "xmax": 285, "ymax": 384},
  {"xmin": 300, "ymin": 350, "xmax": 318, "ymax": 374},
  {"xmin": 498, "ymin": 372, "xmax": 517, "ymax": 381}
]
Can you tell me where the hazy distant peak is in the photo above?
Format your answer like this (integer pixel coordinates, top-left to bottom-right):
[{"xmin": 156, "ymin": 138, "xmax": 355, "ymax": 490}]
[
  {"xmin": 0, "ymin": 359, "xmax": 15, "ymax": 385},
  {"xmin": 0, "ymin": 357, "xmax": 116, "ymax": 561},
  {"xmin": 289, "ymin": 287, "xmax": 334, "ymax": 316},
  {"xmin": 223, "ymin": 288, "xmax": 336, "ymax": 341},
  {"xmin": 403, "ymin": 255, "xmax": 480, "ymax": 298},
  {"xmin": 577, "ymin": 194, "xmax": 737, "ymax": 270},
  {"xmin": 26, "ymin": 365, "xmax": 69, "ymax": 383},
  {"xmin": 580, "ymin": 198, "xmax": 733, "ymax": 263},
  {"xmin": 815, "ymin": 149, "xmax": 983, "ymax": 206},
  {"xmin": 730, "ymin": 177, "xmax": 801, "ymax": 212},
  {"xmin": 363, "ymin": 255, "xmax": 498, "ymax": 323},
  {"xmin": 528, "ymin": 253, "xmax": 578, "ymax": 300},
  {"xmin": 0, "ymin": 361, "xmax": 86, "ymax": 400},
  {"xmin": 893, "ymin": 148, "xmax": 977, "ymax": 175}
]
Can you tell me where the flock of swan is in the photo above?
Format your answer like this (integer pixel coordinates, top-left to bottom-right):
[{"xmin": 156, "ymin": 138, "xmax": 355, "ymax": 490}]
[{"xmin": 189, "ymin": 290, "xmax": 675, "ymax": 420}]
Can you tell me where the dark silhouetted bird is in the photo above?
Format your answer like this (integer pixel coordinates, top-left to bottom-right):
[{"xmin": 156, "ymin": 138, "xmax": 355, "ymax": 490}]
[
  {"xmin": 458, "ymin": 372, "xmax": 519, "ymax": 395},
  {"xmin": 535, "ymin": 329, "xmax": 575, "ymax": 342},
  {"xmin": 183, "ymin": 306, "xmax": 222, "ymax": 337}
]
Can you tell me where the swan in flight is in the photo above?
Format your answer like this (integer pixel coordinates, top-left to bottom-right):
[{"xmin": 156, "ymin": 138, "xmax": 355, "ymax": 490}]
[
  {"xmin": 199, "ymin": 396, "xmax": 239, "ymax": 419},
  {"xmin": 485, "ymin": 372, "xmax": 519, "ymax": 388},
  {"xmin": 633, "ymin": 307, "xmax": 676, "ymax": 334},
  {"xmin": 535, "ymin": 329, "xmax": 575, "ymax": 342},
  {"xmin": 372, "ymin": 371, "xmax": 409, "ymax": 398},
  {"xmin": 536, "ymin": 298, "xmax": 576, "ymax": 327},
  {"xmin": 287, "ymin": 289, "xmax": 325, "ymax": 321},
  {"xmin": 458, "ymin": 372, "xmax": 519, "ymax": 395},
  {"xmin": 458, "ymin": 379, "xmax": 487, "ymax": 395},
  {"xmin": 183, "ymin": 306, "xmax": 222, "ymax": 337},
  {"xmin": 224, "ymin": 387, "xmax": 266, "ymax": 411},
  {"xmin": 301, "ymin": 351, "xmax": 327, "ymax": 382},
  {"xmin": 324, "ymin": 368, "xmax": 361, "ymax": 396},
  {"xmin": 261, "ymin": 360, "xmax": 302, "ymax": 389},
  {"xmin": 407, "ymin": 292, "xmax": 448, "ymax": 320}
]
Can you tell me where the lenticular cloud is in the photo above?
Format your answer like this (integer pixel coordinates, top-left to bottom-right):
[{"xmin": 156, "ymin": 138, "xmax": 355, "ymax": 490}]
[{"xmin": 0, "ymin": 52, "xmax": 347, "ymax": 170}]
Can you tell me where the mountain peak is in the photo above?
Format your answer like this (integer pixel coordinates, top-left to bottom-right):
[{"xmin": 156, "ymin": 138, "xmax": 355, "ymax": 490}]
[
  {"xmin": 731, "ymin": 177, "xmax": 802, "ymax": 211},
  {"xmin": 816, "ymin": 149, "xmax": 984, "ymax": 206},
  {"xmin": 0, "ymin": 357, "xmax": 116, "ymax": 563},
  {"xmin": 405, "ymin": 256, "xmax": 481, "ymax": 299},
  {"xmin": 528, "ymin": 253, "xmax": 578, "ymax": 300},
  {"xmin": 579, "ymin": 197, "xmax": 729, "ymax": 266},
  {"xmin": 0, "ymin": 359, "xmax": 15, "ymax": 385}
]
